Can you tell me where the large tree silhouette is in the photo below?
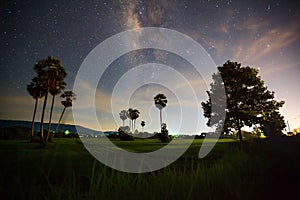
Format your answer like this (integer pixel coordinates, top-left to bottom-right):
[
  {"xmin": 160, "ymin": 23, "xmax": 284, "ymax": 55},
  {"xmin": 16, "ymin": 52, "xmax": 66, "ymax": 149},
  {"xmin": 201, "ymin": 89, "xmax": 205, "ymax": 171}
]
[
  {"xmin": 202, "ymin": 61, "xmax": 285, "ymax": 142},
  {"xmin": 27, "ymin": 77, "xmax": 45, "ymax": 142},
  {"xmin": 33, "ymin": 56, "xmax": 66, "ymax": 143},
  {"xmin": 154, "ymin": 93, "xmax": 167, "ymax": 129}
]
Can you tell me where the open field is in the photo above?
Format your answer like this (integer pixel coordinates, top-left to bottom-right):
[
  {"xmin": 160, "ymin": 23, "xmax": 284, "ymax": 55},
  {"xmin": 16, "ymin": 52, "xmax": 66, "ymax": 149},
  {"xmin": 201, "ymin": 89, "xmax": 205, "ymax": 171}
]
[{"xmin": 1, "ymin": 137, "xmax": 300, "ymax": 200}]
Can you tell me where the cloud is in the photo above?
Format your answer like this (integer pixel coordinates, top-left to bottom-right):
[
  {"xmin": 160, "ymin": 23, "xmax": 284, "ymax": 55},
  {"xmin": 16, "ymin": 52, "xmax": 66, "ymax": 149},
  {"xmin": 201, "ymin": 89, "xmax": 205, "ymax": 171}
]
[
  {"xmin": 73, "ymin": 78, "xmax": 113, "ymax": 114},
  {"xmin": 0, "ymin": 95, "xmax": 34, "ymax": 120},
  {"xmin": 233, "ymin": 24, "xmax": 300, "ymax": 63},
  {"xmin": 0, "ymin": 92, "xmax": 74, "ymax": 125}
]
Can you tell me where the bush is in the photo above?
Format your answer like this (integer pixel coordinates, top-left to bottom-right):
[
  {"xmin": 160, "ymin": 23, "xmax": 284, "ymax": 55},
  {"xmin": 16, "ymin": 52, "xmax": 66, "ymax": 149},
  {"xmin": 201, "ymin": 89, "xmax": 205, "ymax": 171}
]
[
  {"xmin": 118, "ymin": 126, "xmax": 134, "ymax": 141},
  {"xmin": 107, "ymin": 134, "xmax": 119, "ymax": 139},
  {"xmin": 158, "ymin": 124, "xmax": 171, "ymax": 142}
]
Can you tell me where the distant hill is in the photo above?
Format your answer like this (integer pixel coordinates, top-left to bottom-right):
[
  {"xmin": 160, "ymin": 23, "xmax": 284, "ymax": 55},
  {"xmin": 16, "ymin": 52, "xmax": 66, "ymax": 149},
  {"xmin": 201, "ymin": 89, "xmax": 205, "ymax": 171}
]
[{"xmin": 0, "ymin": 119, "xmax": 104, "ymax": 136}]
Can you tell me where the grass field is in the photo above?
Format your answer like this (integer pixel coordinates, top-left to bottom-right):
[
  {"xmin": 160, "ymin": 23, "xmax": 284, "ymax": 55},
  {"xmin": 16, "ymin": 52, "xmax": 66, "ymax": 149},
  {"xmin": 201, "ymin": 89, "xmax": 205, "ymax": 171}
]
[{"xmin": 1, "ymin": 137, "xmax": 300, "ymax": 200}]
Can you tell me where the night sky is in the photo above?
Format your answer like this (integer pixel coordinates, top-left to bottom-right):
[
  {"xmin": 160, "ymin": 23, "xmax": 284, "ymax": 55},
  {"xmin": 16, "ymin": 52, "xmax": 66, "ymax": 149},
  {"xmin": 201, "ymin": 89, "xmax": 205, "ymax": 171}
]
[{"xmin": 1, "ymin": 0, "xmax": 299, "ymax": 133}]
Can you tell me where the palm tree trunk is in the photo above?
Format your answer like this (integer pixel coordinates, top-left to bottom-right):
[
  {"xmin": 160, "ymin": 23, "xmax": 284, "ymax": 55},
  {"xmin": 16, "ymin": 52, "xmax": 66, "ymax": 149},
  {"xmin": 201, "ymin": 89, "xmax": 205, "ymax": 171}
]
[
  {"xmin": 30, "ymin": 98, "xmax": 38, "ymax": 142},
  {"xmin": 46, "ymin": 94, "xmax": 55, "ymax": 142},
  {"xmin": 123, "ymin": 120, "xmax": 124, "ymax": 127},
  {"xmin": 40, "ymin": 92, "xmax": 48, "ymax": 143},
  {"xmin": 236, "ymin": 119, "xmax": 243, "ymax": 143},
  {"xmin": 160, "ymin": 109, "xmax": 162, "ymax": 129},
  {"xmin": 238, "ymin": 127, "xmax": 243, "ymax": 142},
  {"xmin": 55, "ymin": 107, "xmax": 66, "ymax": 134},
  {"xmin": 130, "ymin": 120, "xmax": 132, "ymax": 132}
]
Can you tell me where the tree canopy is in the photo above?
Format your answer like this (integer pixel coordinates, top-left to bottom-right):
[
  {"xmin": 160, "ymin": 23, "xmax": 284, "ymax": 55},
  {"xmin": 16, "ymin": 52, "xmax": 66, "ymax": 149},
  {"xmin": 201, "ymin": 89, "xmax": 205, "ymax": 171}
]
[{"xmin": 202, "ymin": 61, "xmax": 285, "ymax": 141}]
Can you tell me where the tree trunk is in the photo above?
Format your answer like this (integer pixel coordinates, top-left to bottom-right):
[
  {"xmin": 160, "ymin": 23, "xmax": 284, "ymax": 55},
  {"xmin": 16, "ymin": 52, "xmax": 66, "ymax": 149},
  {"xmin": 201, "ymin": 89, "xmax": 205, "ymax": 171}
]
[
  {"xmin": 46, "ymin": 94, "xmax": 56, "ymax": 142},
  {"xmin": 129, "ymin": 120, "xmax": 131, "ymax": 131},
  {"xmin": 40, "ymin": 92, "xmax": 48, "ymax": 143},
  {"xmin": 55, "ymin": 107, "xmax": 66, "ymax": 134},
  {"xmin": 30, "ymin": 98, "xmax": 38, "ymax": 142},
  {"xmin": 122, "ymin": 120, "xmax": 124, "ymax": 127},
  {"xmin": 160, "ymin": 109, "xmax": 162, "ymax": 129},
  {"xmin": 237, "ymin": 127, "xmax": 243, "ymax": 142}
]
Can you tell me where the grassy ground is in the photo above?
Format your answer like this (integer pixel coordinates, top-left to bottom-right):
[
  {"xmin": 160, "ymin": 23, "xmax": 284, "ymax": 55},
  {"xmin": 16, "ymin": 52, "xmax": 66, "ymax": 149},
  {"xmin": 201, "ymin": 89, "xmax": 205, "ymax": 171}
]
[{"xmin": 0, "ymin": 137, "xmax": 300, "ymax": 200}]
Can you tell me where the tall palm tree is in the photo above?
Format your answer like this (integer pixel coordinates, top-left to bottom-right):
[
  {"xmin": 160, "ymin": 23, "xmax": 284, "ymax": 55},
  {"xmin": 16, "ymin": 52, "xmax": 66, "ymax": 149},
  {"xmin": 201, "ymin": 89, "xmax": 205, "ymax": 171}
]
[
  {"xmin": 27, "ymin": 77, "xmax": 45, "ymax": 142},
  {"xmin": 141, "ymin": 121, "xmax": 145, "ymax": 132},
  {"xmin": 132, "ymin": 109, "xmax": 140, "ymax": 130},
  {"xmin": 55, "ymin": 91, "xmax": 76, "ymax": 134},
  {"xmin": 46, "ymin": 77, "xmax": 66, "ymax": 141},
  {"xmin": 34, "ymin": 56, "xmax": 66, "ymax": 143},
  {"xmin": 154, "ymin": 93, "xmax": 167, "ymax": 129},
  {"xmin": 119, "ymin": 110, "xmax": 128, "ymax": 126},
  {"xmin": 127, "ymin": 108, "xmax": 133, "ymax": 131}
]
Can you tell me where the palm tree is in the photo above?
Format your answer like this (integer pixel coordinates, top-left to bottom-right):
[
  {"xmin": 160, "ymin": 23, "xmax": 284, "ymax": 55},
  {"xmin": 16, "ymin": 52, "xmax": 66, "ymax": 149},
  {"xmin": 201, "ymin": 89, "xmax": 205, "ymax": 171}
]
[
  {"xmin": 127, "ymin": 108, "xmax": 133, "ymax": 131},
  {"xmin": 34, "ymin": 56, "xmax": 66, "ymax": 143},
  {"xmin": 127, "ymin": 108, "xmax": 140, "ymax": 131},
  {"xmin": 154, "ymin": 93, "xmax": 167, "ymax": 129},
  {"xmin": 46, "ymin": 78, "xmax": 66, "ymax": 141},
  {"xmin": 55, "ymin": 91, "xmax": 76, "ymax": 134},
  {"xmin": 132, "ymin": 109, "xmax": 140, "ymax": 130},
  {"xmin": 119, "ymin": 110, "xmax": 128, "ymax": 126},
  {"xmin": 141, "ymin": 121, "xmax": 145, "ymax": 132},
  {"xmin": 27, "ymin": 77, "xmax": 45, "ymax": 142}
]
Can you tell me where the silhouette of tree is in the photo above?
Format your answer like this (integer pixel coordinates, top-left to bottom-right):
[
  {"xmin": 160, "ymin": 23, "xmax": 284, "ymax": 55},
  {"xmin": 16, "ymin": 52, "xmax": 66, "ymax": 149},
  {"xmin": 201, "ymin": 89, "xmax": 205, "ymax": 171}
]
[
  {"xmin": 46, "ymin": 71, "xmax": 67, "ymax": 141},
  {"xmin": 55, "ymin": 91, "xmax": 76, "ymax": 134},
  {"xmin": 132, "ymin": 109, "xmax": 140, "ymax": 130},
  {"xmin": 154, "ymin": 93, "xmax": 167, "ymax": 129},
  {"xmin": 27, "ymin": 77, "xmax": 45, "ymax": 142},
  {"xmin": 127, "ymin": 108, "xmax": 140, "ymax": 131},
  {"xmin": 202, "ymin": 61, "xmax": 285, "ymax": 142},
  {"xmin": 158, "ymin": 123, "xmax": 170, "ymax": 142},
  {"xmin": 141, "ymin": 121, "xmax": 145, "ymax": 132},
  {"xmin": 118, "ymin": 126, "xmax": 133, "ymax": 141},
  {"xmin": 260, "ymin": 111, "xmax": 286, "ymax": 137},
  {"xmin": 127, "ymin": 108, "xmax": 133, "ymax": 131},
  {"xmin": 119, "ymin": 110, "xmax": 128, "ymax": 126},
  {"xmin": 33, "ymin": 56, "xmax": 66, "ymax": 143}
]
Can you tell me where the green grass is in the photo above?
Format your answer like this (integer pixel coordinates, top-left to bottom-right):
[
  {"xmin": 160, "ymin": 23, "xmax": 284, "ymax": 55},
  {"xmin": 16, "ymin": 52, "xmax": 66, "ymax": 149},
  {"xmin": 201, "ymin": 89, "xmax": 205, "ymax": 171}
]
[{"xmin": 1, "ymin": 137, "xmax": 300, "ymax": 199}]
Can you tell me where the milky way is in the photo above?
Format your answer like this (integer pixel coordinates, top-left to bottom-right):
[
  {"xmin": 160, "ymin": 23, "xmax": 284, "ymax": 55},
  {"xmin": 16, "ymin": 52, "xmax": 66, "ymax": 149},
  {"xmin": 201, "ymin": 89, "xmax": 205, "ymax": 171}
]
[{"xmin": 1, "ymin": 0, "xmax": 300, "ymax": 131}]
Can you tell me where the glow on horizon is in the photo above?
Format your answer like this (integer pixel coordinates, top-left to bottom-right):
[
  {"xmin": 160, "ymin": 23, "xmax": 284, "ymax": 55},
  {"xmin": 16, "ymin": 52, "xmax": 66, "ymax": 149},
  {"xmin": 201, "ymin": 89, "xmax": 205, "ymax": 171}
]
[{"xmin": 0, "ymin": 1, "xmax": 299, "ymax": 133}]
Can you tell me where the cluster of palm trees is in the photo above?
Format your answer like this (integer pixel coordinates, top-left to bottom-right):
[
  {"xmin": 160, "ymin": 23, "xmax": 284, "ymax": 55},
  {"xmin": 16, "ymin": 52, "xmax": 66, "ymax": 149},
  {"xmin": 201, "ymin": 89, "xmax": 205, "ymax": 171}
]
[
  {"xmin": 27, "ymin": 56, "xmax": 75, "ymax": 143},
  {"xmin": 118, "ymin": 93, "xmax": 168, "ymax": 133},
  {"xmin": 119, "ymin": 108, "xmax": 140, "ymax": 131}
]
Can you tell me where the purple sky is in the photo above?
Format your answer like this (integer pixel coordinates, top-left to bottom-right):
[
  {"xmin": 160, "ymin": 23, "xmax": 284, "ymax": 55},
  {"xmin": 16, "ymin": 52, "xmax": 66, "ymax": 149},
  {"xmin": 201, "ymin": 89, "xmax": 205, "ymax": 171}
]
[{"xmin": 1, "ymin": 0, "xmax": 299, "ymax": 133}]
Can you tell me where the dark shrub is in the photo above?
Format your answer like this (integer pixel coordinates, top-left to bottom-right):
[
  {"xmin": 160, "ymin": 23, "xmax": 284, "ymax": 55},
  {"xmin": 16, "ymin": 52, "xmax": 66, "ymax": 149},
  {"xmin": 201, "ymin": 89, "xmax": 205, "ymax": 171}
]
[
  {"xmin": 118, "ymin": 126, "xmax": 134, "ymax": 141},
  {"xmin": 0, "ymin": 126, "xmax": 30, "ymax": 139},
  {"xmin": 158, "ymin": 123, "xmax": 171, "ymax": 142}
]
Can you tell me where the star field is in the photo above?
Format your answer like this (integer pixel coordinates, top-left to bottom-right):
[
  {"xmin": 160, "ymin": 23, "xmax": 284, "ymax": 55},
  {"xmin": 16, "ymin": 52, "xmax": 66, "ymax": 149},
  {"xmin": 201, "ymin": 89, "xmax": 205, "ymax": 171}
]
[{"xmin": 1, "ymin": 0, "xmax": 300, "ymax": 131}]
